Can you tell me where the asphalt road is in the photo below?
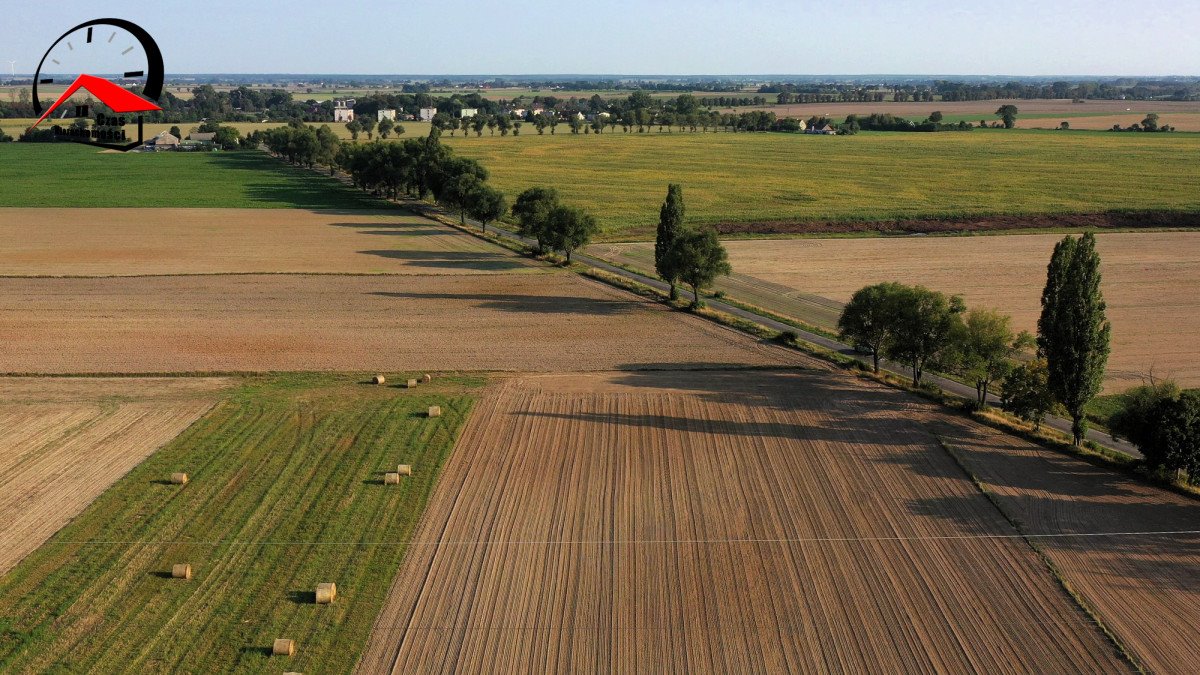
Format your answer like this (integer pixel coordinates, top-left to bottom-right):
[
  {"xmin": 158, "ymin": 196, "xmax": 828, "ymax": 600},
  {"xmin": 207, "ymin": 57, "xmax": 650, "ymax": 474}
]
[{"xmin": 406, "ymin": 200, "xmax": 1140, "ymax": 459}]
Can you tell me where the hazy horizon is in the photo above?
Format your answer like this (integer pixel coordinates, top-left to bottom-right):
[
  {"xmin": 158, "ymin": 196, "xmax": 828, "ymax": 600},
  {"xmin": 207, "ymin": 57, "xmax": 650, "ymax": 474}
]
[{"xmin": 3, "ymin": 0, "xmax": 1197, "ymax": 78}]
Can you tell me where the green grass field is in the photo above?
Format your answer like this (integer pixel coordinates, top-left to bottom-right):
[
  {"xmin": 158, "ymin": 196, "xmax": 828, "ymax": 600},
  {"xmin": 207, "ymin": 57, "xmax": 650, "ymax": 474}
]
[
  {"xmin": 0, "ymin": 373, "xmax": 479, "ymax": 674},
  {"xmin": 0, "ymin": 143, "xmax": 384, "ymax": 209},
  {"xmin": 436, "ymin": 128, "xmax": 1200, "ymax": 240}
]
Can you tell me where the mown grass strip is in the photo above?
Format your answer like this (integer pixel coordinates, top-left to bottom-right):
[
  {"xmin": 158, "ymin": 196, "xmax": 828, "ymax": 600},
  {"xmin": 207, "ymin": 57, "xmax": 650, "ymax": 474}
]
[{"xmin": 0, "ymin": 373, "xmax": 480, "ymax": 674}]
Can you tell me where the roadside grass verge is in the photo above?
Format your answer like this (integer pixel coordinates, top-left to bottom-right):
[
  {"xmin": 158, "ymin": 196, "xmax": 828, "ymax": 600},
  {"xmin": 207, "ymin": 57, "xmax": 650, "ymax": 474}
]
[{"xmin": 0, "ymin": 372, "xmax": 480, "ymax": 674}]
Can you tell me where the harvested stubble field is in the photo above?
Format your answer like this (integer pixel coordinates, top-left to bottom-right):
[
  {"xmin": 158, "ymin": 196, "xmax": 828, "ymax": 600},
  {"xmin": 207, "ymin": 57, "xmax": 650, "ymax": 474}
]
[
  {"xmin": 358, "ymin": 369, "xmax": 1126, "ymax": 673},
  {"xmin": 0, "ymin": 374, "xmax": 479, "ymax": 674},
  {"xmin": 441, "ymin": 129, "xmax": 1200, "ymax": 240},
  {"xmin": 0, "ymin": 208, "xmax": 538, "ymax": 276},
  {"xmin": 598, "ymin": 232, "xmax": 1200, "ymax": 391},
  {"xmin": 933, "ymin": 416, "xmax": 1200, "ymax": 673},
  {"xmin": 0, "ymin": 272, "xmax": 791, "ymax": 373},
  {"xmin": 0, "ymin": 377, "xmax": 229, "ymax": 576}
]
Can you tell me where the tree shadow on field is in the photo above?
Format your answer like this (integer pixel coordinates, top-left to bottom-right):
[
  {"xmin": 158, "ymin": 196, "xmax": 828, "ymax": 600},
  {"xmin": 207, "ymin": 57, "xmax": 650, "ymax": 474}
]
[
  {"xmin": 207, "ymin": 152, "xmax": 392, "ymax": 210},
  {"xmin": 369, "ymin": 290, "xmax": 637, "ymax": 316},
  {"xmin": 359, "ymin": 249, "xmax": 528, "ymax": 271}
]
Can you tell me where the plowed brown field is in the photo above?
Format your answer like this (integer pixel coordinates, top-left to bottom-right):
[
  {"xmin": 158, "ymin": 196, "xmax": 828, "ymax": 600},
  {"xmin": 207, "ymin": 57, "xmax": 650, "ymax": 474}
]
[
  {"xmin": 0, "ymin": 377, "xmax": 229, "ymax": 575},
  {"xmin": 0, "ymin": 208, "xmax": 536, "ymax": 277},
  {"xmin": 935, "ymin": 418, "xmax": 1200, "ymax": 673},
  {"xmin": 0, "ymin": 273, "xmax": 791, "ymax": 373},
  {"xmin": 357, "ymin": 370, "xmax": 1126, "ymax": 673}
]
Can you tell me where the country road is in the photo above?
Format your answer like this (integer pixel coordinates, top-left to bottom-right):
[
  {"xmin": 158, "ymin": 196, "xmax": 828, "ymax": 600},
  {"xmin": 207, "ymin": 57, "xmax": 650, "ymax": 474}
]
[{"xmin": 404, "ymin": 200, "xmax": 1140, "ymax": 459}]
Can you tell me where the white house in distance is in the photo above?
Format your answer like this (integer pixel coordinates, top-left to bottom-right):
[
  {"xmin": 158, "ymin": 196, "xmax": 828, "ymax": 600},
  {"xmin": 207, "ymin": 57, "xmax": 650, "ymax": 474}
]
[
  {"xmin": 419, "ymin": 107, "xmax": 437, "ymax": 122},
  {"xmin": 333, "ymin": 99, "xmax": 356, "ymax": 122},
  {"xmin": 459, "ymin": 108, "xmax": 478, "ymax": 119},
  {"xmin": 377, "ymin": 108, "xmax": 397, "ymax": 122}
]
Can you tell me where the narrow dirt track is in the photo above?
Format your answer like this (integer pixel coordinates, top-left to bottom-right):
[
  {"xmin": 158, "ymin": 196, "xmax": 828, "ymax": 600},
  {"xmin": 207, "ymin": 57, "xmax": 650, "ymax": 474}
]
[
  {"xmin": 357, "ymin": 370, "xmax": 1125, "ymax": 673},
  {"xmin": 0, "ymin": 378, "xmax": 229, "ymax": 575},
  {"xmin": 935, "ymin": 419, "xmax": 1200, "ymax": 673}
]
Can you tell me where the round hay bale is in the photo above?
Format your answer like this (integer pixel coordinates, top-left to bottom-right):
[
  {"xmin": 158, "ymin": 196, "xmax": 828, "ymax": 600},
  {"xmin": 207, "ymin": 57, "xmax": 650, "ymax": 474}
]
[
  {"xmin": 406, "ymin": 378, "xmax": 418, "ymax": 389},
  {"xmin": 427, "ymin": 405, "xmax": 442, "ymax": 418},
  {"xmin": 422, "ymin": 373, "xmax": 432, "ymax": 383},
  {"xmin": 315, "ymin": 582, "xmax": 337, "ymax": 604},
  {"xmin": 372, "ymin": 374, "xmax": 386, "ymax": 385},
  {"xmin": 396, "ymin": 464, "xmax": 412, "ymax": 476},
  {"xmin": 384, "ymin": 472, "xmax": 401, "ymax": 485},
  {"xmin": 170, "ymin": 472, "xmax": 188, "ymax": 485},
  {"xmin": 171, "ymin": 563, "xmax": 192, "ymax": 580},
  {"xmin": 272, "ymin": 638, "xmax": 295, "ymax": 656}
]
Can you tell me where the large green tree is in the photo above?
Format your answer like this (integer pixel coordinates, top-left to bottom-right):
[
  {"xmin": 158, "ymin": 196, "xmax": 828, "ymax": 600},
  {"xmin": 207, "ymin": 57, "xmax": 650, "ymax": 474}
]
[
  {"xmin": 468, "ymin": 185, "xmax": 507, "ymax": 233},
  {"xmin": 837, "ymin": 282, "xmax": 906, "ymax": 374},
  {"xmin": 655, "ymin": 184, "xmax": 686, "ymax": 300},
  {"xmin": 1001, "ymin": 359, "xmax": 1056, "ymax": 431},
  {"xmin": 662, "ymin": 227, "xmax": 732, "ymax": 309},
  {"xmin": 995, "ymin": 104, "xmax": 1019, "ymax": 129},
  {"xmin": 886, "ymin": 285, "xmax": 965, "ymax": 387},
  {"xmin": 545, "ymin": 205, "xmax": 599, "ymax": 263},
  {"xmin": 1038, "ymin": 233, "xmax": 1111, "ymax": 445},
  {"xmin": 956, "ymin": 308, "xmax": 1033, "ymax": 406},
  {"xmin": 511, "ymin": 187, "xmax": 560, "ymax": 252}
]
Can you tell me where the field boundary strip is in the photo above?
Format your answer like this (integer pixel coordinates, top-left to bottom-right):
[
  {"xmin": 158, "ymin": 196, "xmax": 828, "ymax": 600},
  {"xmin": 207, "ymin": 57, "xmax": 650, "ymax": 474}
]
[{"xmin": 46, "ymin": 530, "xmax": 1200, "ymax": 546}]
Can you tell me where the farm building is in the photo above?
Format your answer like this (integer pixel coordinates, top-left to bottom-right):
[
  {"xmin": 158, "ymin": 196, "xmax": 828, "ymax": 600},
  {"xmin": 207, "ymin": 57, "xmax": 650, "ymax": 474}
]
[
  {"xmin": 333, "ymin": 99, "xmax": 356, "ymax": 123},
  {"xmin": 144, "ymin": 131, "xmax": 179, "ymax": 151},
  {"xmin": 459, "ymin": 108, "xmax": 478, "ymax": 119},
  {"xmin": 511, "ymin": 108, "xmax": 526, "ymax": 118},
  {"xmin": 419, "ymin": 107, "xmax": 437, "ymax": 121},
  {"xmin": 806, "ymin": 123, "xmax": 836, "ymax": 135},
  {"xmin": 377, "ymin": 109, "xmax": 397, "ymax": 122},
  {"xmin": 187, "ymin": 132, "xmax": 216, "ymax": 143}
]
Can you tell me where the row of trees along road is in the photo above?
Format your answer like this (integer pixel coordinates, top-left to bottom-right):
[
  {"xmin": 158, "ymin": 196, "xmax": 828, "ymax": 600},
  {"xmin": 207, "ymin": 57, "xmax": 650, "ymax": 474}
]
[
  {"xmin": 509, "ymin": 188, "xmax": 599, "ymax": 263},
  {"xmin": 837, "ymin": 232, "xmax": 1110, "ymax": 448}
]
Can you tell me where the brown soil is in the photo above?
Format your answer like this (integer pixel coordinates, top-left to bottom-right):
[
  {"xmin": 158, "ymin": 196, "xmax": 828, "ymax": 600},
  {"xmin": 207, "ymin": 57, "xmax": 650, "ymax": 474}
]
[
  {"xmin": 935, "ymin": 416, "xmax": 1200, "ymax": 673},
  {"xmin": 714, "ymin": 209, "xmax": 1200, "ymax": 236},
  {"xmin": 0, "ymin": 208, "xmax": 535, "ymax": 277},
  {"xmin": 0, "ymin": 272, "xmax": 792, "ymax": 373},
  {"xmin": 357, "ymin": 369, "xmax": 1125, "ymax": 673},
  {"xmin": 0, "ymin": 377, "xmax": 229, "ymax": 575}
]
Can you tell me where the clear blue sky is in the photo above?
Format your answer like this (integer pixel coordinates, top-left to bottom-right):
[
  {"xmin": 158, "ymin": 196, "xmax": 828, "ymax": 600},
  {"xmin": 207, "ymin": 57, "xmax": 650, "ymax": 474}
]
[{"xmin": 2, "ymin": 0, "xmax": 1197, "ymax": 76}]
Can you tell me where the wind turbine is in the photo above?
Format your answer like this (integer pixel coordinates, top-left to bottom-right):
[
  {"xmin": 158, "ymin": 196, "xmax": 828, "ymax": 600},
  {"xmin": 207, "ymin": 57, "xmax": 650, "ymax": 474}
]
[{"xmin": 5, "ymin": 61, "xmax": 15, "ymax": 84}]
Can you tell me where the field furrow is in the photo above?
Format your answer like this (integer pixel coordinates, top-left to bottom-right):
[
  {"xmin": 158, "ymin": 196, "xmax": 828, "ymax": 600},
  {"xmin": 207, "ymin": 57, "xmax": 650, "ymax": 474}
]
[
  {"xmin": 358, "ymin": 370, "xmax": 1125, "ymax": 673},
  {"xmin": 934, "ymin": 417, "xmax": 1200, "ymax": 673}
]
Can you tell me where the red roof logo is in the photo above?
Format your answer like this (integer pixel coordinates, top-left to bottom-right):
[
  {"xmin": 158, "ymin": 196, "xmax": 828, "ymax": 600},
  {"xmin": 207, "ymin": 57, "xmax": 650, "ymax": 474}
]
[{"xmin": 29, "ymin": 73, "xmax": 162, "ymax": 130}]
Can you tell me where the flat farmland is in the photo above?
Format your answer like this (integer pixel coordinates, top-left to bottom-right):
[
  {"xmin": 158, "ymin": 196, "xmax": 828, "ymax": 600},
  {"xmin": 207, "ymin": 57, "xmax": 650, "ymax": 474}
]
[
  {"xmin": 358, "ymin": 369, "xmax": 1124, "ymax": 673},
  {"xmin": 0, "ymin": 144, "xmax": 382, "ymax": 209},
  {"xmin": 734, "ymin": 97, "xmax": 1200, "ymax": 123},
  {"xmin": 442, "ymin": 129, "xmax": 1200, "ymax": 240},
  {"xmin": 0, "ymin": 208, "xmax": 538, "ymax": 276},
  {"xmin": 0, "ymin": 374, "xmax": 480, "ymax": 673},
  {"xmin": 0, "ymin": 377, "xmax": 229, "ymax": 576},
  {"xmin": 598, "ymin": 232, "xmax": 1200, "ymax": 390},
  {"xmin": 0, "ymin": 273, "xmax": 791, "ymax": 373},
  {"xmin": 934, "ymin": 416, "xmax": 1200, "ymax": 673}
]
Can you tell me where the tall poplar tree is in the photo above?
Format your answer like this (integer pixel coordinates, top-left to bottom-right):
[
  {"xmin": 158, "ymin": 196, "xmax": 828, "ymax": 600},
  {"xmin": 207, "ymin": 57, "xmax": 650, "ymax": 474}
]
[
  {"xmin": 1038, "ymin": 233, "xmax": 1111, "ymax": 445},
  {"xmin": 656, "ymin": 184, "xmax": 685, "ymax": 300}
]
